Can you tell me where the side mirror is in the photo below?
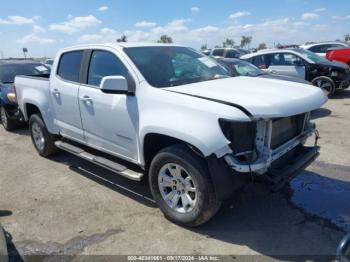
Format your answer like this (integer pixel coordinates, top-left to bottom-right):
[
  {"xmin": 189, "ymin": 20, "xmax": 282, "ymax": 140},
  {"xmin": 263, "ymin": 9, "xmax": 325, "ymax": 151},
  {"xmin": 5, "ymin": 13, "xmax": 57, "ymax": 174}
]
[{"xmin": 100, "ymin": 76, "xmax": 129, "ymax": 94}]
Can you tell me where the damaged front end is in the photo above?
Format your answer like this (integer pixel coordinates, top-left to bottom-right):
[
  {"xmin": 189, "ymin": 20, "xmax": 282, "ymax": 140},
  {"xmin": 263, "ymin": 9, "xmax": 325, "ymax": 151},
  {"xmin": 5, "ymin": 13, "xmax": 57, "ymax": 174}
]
[{"xmin": 219, "ymin": 113, "xmax": 319, "ymax": 177}]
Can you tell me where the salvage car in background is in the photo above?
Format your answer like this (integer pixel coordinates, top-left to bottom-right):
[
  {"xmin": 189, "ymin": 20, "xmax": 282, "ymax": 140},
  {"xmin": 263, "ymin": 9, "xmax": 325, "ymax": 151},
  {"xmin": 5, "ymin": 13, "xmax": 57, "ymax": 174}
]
[
  {"xmin": 327, "ymin": 48, "xmax": 350, "ymax": 66},
  {"xmin": 300, "ymin": 41, "xmax": 349, "ymax": 58},
  {"xmin": 241, "ymin": 48, "xmax": 350, "ymax": 97},
  {"xmin": 16, "ymin": 43, "xmax": 326, "ymax": 226},
  {"xmin": 209, "ymin": 48, "xmax": 243, "ymax": 59},
  {"xmin": 219, "ymin": 58, "xmax": 310, "ymax": 84},
  {"xmin": 0, "ymin": 59, "xmax": 50, "ymax": 130}
]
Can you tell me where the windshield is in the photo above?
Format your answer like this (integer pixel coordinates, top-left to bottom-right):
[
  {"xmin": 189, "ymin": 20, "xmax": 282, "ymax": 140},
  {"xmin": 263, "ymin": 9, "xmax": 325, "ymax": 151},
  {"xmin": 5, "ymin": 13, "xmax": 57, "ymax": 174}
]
[
  {"xmin": 124, "ymin": 46, "xmax": 229, "ymax": 88},
  {"xmin": 0, "ymin": 63, "xmax": 50, "ymax": 83},
  {"xmin": 295, "ymin": 49, "xmax": 329, "ymax": 64},
  {"xmin": 233, "ymin": 61, "xmax": 265, "ymax": 77}
]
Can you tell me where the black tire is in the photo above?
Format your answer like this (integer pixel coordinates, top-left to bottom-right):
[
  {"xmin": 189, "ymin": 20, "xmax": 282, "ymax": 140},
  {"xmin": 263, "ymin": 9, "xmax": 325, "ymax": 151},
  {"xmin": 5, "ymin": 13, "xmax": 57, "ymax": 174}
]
[
  {"xmin": 29, "ymin": 114, "xmax": 57, "ymax": 157},
  {"xmin": 149, "ymin": 144, "xmax": 221, "ymax": 227},
  {"xmin": 311, "ymin": 76, "xmax": 335, "ymax": 97},
  {"xmin": 0, "ymin": 105, "xmax": 18, "ymax": 131}
]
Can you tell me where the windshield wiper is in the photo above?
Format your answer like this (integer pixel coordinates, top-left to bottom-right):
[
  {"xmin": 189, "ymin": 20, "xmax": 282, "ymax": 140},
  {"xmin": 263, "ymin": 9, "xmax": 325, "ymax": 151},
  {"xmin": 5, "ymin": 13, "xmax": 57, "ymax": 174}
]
[{"xmin": 1, "ymin": 81, "xmax": 14, "ymax": 84}]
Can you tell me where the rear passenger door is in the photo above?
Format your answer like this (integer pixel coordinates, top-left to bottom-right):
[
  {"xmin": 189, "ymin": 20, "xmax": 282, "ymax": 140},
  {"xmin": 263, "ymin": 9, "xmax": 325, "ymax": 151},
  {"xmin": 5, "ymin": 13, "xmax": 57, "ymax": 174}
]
[
  {"xmin": 50, "ymin": 50, "xmax": 85, "ymax": 142},
  {"xmin": 78, "ymin": 49, "xmax": 139, "ymax": 162}
]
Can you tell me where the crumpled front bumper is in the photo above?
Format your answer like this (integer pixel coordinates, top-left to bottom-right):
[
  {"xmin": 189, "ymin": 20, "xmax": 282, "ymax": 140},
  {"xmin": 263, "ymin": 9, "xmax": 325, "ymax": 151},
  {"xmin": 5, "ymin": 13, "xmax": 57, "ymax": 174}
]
[{"xmin": 224, "ymin": 126, "xmax": 318, "ymax": 175}]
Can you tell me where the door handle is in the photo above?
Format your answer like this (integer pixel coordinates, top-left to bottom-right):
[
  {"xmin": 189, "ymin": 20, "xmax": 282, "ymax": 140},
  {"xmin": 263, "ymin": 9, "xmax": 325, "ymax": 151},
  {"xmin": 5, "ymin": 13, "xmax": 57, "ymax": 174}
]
[
  {"xmin": 81, "ymin": 95, "xmax": 93, "ymax": 105},
  {"xmin": 52, "ymin": 89, "xmax": 60, "ymax": 97}
]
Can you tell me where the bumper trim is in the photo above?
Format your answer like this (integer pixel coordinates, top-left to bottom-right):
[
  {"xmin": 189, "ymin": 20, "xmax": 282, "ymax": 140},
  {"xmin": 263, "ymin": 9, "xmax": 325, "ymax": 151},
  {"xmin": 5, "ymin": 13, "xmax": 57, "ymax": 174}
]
[{"xmin": 267, "ymin": 146, "xmax": 320, "ymax": 190}]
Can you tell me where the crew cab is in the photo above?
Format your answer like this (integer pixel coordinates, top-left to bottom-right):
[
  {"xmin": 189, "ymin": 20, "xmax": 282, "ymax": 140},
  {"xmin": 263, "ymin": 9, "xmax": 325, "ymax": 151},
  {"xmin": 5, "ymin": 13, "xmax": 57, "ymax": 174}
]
[
  {"xmin": 16, "ymin": 43, "xmax": 327, "ymax": 226},
  {"xmin": 326, "ymin": 47, "xmax": 350, "ymax": 66}
]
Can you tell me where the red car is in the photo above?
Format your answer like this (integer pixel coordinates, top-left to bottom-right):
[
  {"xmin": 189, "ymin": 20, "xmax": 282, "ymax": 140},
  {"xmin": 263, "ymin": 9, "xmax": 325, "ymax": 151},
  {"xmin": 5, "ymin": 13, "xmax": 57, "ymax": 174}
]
[{"xmin": 326, "ymin": 47, "xmax": 350, "ymax": 66}]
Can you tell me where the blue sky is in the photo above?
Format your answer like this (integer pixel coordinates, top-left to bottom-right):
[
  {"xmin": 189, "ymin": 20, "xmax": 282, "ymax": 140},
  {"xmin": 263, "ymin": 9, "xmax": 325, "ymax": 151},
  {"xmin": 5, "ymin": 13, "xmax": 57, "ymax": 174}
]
[{"xmin": 0, "ymin": 0, "xmax": 349, "ymax": 57}]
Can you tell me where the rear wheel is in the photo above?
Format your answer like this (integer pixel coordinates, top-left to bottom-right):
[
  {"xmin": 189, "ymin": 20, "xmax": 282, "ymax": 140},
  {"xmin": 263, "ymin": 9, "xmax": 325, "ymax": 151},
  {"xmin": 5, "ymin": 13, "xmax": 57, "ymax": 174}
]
[
  {"xmin": 312, "ymin": 76, "xmax": 335, "ymax": 97},
  {"xmin": 29, "ymin": 114, "xmax": 57, "ymax": 157},
  {"xmin": 0, "ymin": 106, "xmax": 18, "ymax": 131},
  {"xmin": 149, "ymin": 144, "xmax": 221, "ymax": 227}
]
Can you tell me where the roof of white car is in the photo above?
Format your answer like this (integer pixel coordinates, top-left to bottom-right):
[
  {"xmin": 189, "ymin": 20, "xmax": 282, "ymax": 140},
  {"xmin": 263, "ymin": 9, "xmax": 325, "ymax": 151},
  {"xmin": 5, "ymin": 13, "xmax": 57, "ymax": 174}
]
[
  {"xmin": 60, "ymin": 42, "xmax": 186, "ymax": 52},
  {"xmin": 300, "ymin": 41, "xmax": 349, "ymax": 48},
  {"xmin": 240, "ymin": 48, "xmax": 299, "ymax": 59}
]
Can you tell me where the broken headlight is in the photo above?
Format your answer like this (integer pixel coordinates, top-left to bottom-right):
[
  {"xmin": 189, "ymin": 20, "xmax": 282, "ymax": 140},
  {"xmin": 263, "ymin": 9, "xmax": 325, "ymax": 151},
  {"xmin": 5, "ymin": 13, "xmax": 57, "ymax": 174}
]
[{"xmin": 219, "ymin": 119, "xmax": 258, "ymax": 163}]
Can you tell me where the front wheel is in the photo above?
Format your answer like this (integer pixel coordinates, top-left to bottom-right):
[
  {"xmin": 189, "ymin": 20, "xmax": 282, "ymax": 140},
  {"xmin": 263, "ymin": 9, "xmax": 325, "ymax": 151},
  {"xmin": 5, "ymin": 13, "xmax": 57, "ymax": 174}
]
[
  {"xmin": 312, "ymin": 76, "xmax": 335, "ymax": 97},
  {"xmin": 29, "ymin": 114, "xmax": 57, "ymax": 157},
  {"xmin": 149, "ymin": 145, "xmax": 221, "ymax": 227}
]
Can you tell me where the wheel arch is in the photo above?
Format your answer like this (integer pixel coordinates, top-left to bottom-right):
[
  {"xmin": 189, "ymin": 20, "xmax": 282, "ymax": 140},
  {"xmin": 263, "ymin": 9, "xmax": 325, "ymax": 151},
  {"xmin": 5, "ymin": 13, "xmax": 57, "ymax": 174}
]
[{"xmin": 142, "ymin": 132, "xmax": 206, "ymax": 169}]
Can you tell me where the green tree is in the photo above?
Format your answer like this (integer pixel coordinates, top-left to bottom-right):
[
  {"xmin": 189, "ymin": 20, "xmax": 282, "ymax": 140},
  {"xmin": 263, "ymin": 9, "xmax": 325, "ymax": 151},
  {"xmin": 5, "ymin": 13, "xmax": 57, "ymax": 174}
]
[
  {"xmin": 240, "ymin": 36, "xmax": 252, "ymax": 48},
  {"xmin": 157, "ymin": 35, "xmax": 173, "ymax": 43},
  {"xmin": 116, "ymin": 34, "xmax": 127, "ymax": 42},
  {"xmin": 222, "ymin": 38, "xmax": 235, "ymax": 48},
  {"xmin": 257, "ymin": 43, "xmax": 267, "ymax": 50}
]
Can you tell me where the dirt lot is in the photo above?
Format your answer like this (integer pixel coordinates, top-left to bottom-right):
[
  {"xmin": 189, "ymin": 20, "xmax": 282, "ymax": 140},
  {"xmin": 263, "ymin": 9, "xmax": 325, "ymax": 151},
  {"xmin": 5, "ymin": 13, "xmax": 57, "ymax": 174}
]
[{"xmin": 1, "ymin": 89, "xmax": 350, "ymax": 260}]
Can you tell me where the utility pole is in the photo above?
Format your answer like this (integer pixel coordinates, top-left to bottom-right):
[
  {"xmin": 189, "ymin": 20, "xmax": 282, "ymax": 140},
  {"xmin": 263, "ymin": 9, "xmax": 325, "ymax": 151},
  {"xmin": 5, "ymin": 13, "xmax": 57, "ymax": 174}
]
[{"xmin": 22, "ymin": 48, "xmax": 28, "ymax": 59}]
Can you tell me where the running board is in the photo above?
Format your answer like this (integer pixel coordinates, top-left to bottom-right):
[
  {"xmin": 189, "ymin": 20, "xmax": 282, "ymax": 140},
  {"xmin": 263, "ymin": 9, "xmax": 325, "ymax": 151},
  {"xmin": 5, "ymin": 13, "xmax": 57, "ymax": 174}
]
[{"xmin": 55, "ymin": 141, "xmax": 144, "ymax": 181}]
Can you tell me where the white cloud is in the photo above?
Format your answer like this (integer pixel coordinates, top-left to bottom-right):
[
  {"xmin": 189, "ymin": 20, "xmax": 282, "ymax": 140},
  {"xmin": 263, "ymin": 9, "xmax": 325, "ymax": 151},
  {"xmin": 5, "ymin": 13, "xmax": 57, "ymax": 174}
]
[
  {"xmin": 193, "ymin": 26, "xmax": 219, "ymax": 34},
  {"xmin": 229, "ymin": 11, "xmax": 251, "ymax": 19},
  {"xmin": 191, "ymin": 7, "xmax": 200, "ymax": 13},
  {"xmin": 301, "ymin": 13, "xmax": 320, "ymax": 20},
  {"xmin": 33, "ymin": 25, "xmax": 46, "ymax": 33},
  {"xmin": 17, "ymin": 34, "xmax": 56, "ymax": 44},
  {"xmin": 134, "ymin": 21, "xmax": 157, "ymax": 28},
  {"xmin": 0, "ymin": 16, "xmax": 36, "ymax": 25},
  {"xmin": 49, "ymin": 15, "xmax": 101, "ymax": 34},
  {"xmin": 97, "ymin": 6, "xmax": 109, "ymax": 12},
  {"xmin": 332, "ymin": 15, "xmax": 350, "ymax": 21},
  {"xmin": 313, "ymin": 8, "xmax": 326, "ymax": 12}
]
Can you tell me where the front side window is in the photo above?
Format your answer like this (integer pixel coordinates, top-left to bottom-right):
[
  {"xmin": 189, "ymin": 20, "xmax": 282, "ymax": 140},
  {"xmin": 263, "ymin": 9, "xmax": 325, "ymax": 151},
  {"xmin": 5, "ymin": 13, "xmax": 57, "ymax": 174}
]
[
  {"xmin": 225, "ymin": 49, "xmax": 240, "ymax": 58},
  {"xmin": 270, "ymin": 53, "xmax": 303, "ymax": 66},
  {"xmin": 212, "ymin": 49, "xmax": 225, "ymax": 57},
  {"xmin": 124, "ymin": 46, "xmax": 229, "ymax": 88},
  {"xmin": 57, "ymin": 51, "xmax": 83, "ymax": 82},
  {"xmin": 252, "ymin": 55, "xmax": 268, "ymax": 69},
  {"xmin": 87, "ymin": 50, "xmax": 129, "ymax": 87}
]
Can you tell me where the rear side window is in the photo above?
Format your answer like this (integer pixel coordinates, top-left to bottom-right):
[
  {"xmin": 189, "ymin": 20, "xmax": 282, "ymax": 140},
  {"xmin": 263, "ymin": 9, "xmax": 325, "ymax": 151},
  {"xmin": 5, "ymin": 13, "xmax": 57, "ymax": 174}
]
[
  {"xmin": 57, "ymin": 51, "xmax": 83, "ymax": 82},
  {"xmin": 252, "ymin": 55, "xmax": 269, "ymax": 69},
  {"xmin": 87, "ymin": 50, "xmax": 129, "ymax": 87}
]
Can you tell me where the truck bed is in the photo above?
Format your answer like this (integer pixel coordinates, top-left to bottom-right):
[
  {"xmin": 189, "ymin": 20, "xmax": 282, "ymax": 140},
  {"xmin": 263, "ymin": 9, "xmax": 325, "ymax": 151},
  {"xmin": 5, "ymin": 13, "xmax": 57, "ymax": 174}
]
[{"xmin": 15, "ymin": 74, "xmax": 51, "ymax": 121}]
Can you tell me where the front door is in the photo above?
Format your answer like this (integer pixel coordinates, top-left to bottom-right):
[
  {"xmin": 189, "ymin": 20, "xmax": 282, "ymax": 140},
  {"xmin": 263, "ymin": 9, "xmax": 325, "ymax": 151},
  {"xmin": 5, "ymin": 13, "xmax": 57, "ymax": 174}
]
[
  {"xmin": 50, "ymin": 50, "xmax": 85, "ymax": 142},
  {"xmin": 266, "ymin": 53, "xmax": 306, "ymax": 79},
  {"xmin": 78, "ymin": 50, "xmax": 139, "ymax": 162}
]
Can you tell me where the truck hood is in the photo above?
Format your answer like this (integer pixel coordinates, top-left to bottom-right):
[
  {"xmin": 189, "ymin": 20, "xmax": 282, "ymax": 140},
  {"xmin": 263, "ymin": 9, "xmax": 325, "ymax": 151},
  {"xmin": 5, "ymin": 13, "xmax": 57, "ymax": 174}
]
[{"xmin": 165, "ymin": 76, "xmax": 327, "ymax": 118}]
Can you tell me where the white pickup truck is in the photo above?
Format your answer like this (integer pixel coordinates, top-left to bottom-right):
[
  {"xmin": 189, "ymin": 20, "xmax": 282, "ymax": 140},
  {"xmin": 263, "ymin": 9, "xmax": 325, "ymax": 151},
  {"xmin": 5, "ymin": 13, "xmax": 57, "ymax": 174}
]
[{"xmin": 16, "ymin": 43, "xmax": 327, "ymax": 226}]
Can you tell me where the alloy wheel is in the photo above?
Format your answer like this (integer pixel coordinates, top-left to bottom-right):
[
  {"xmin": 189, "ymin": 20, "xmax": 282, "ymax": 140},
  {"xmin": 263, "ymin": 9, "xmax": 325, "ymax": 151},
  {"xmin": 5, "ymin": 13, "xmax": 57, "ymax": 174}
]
[
  {"xmin": 31, "ymin": 122, "xmax": 45, "ymax": 152},
  {"xmin": 158, "ymin": 163, "xmax": 197, "ymax": 213}
]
